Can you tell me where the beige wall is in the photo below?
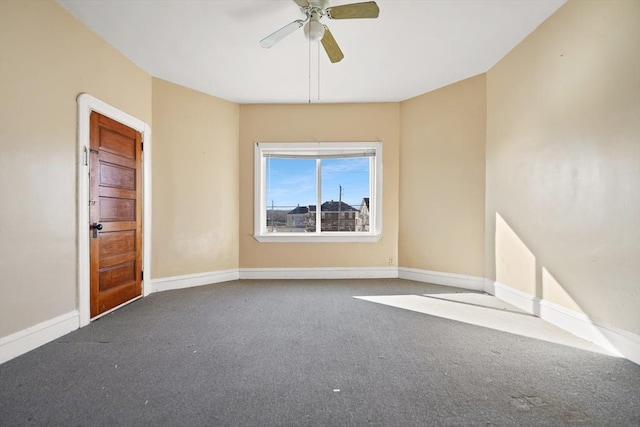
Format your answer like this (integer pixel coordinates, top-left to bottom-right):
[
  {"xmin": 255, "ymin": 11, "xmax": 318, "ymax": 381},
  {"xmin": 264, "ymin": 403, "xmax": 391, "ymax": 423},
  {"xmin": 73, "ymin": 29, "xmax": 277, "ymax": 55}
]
[
  {"xmin": 3, "ymin": 0, "xmax": 638, "ymax": 349},
  {"xmin": 151, "ymin": 78, "xmax": 239, "ymax": 277},
  {"xmin": 0, "ymin": 0, "xmax": 152, "ymax": 337},
  {"xmin": 239, "ymin": 104, "xmax": 400, "ymax": 268},
  {"xmin": 399, "ymin": 75, "xmax": 486, "ymax": 277},
  {"xmin": 486, "ymin": 0, "xmax": 640, "ymax": 334}
]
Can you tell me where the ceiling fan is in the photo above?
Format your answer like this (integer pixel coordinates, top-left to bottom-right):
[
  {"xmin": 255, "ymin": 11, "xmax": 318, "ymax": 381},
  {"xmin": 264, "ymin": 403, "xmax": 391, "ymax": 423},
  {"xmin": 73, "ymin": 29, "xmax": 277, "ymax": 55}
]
[{"xmin": 259, "ymin": 0, "xmax": 380, "ymax": 63}]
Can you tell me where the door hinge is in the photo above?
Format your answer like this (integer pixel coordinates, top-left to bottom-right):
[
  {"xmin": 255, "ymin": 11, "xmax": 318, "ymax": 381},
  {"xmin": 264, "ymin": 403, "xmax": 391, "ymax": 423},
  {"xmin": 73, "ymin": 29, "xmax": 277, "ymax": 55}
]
[
  {"xmin": 141, "ymin": 271, "xmax": 144, "ymax": 280},
  {"xmin": 83, "ymin": 146, "xmax": 88, "ymax": 166},
  {"xmin": 141, "ymin": 142, "xmax": 144, "ymax": 151}
]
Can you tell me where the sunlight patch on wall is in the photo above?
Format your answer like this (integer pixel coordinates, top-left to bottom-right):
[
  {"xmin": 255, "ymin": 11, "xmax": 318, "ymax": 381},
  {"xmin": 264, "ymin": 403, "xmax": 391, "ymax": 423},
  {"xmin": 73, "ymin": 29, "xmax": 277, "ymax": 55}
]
[
  {"xmin": 495, "ymin": 212, "xmax": 536, "ymax": 295},
  {"xmin": 542, "ymin": 267, "xmax": 584, "ymax": 315},
  {"xmin": 491, "ymin": 213, "xmax": 631, "ymax": 360}
]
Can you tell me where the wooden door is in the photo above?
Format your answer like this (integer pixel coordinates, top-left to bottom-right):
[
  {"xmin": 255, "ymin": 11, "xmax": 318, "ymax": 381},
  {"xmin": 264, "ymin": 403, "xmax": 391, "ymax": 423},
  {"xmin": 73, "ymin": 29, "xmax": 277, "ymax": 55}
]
[{"xmin": 89, "ymin": 111, "xmax": 142, "ymax": 318}]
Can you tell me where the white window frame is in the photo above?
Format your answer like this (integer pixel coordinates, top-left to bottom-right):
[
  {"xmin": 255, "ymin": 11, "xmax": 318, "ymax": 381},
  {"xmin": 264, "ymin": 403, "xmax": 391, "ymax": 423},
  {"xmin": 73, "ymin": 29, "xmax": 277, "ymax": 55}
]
[{"xmin": 254, "ymin": 142, "xmax": 383, "ymax": 243}]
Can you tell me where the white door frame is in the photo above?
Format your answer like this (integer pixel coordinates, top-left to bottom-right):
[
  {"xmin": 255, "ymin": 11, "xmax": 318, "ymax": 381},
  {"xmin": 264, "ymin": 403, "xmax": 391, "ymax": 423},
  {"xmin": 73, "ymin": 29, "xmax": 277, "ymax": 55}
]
[{"xmin": 76, "ymin": 93, "xmax": 152, "ymax": 327}]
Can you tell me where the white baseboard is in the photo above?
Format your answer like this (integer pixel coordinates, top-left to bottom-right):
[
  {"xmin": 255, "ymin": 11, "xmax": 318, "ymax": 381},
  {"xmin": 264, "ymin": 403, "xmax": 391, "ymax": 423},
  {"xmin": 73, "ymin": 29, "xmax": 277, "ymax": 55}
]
[
  {"xmin": 150, "ymin": 269, "xmax": 240, "ymax": 293},
  {"xmin": 485, "ymin": 279, "xmax": 541, "ymax": 316},
  {"xmin": 239, "ymin": 267, "xmax": 398, "ymax": 280},
  {"xmin": 540, "ymin": 300, "xmax": 640, "ymax": 365},
  {"xmin": 484, "ymin": 279, "xmax": 639, "ymax": 365},
  {"xmin": 0, "ymin": 311, "xmax": 79, "ymax": 364},
  {"xmin": 398, "ymin": 267, "xmax": 485, "ymax": 291}
]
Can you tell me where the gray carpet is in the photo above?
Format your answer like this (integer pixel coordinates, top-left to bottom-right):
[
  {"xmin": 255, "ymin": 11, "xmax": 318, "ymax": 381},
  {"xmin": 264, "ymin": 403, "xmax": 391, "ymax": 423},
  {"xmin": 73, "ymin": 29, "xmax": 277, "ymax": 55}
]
[{"xmin": 1, "ymin": 279, "xmax": 639, "ymax": 426}]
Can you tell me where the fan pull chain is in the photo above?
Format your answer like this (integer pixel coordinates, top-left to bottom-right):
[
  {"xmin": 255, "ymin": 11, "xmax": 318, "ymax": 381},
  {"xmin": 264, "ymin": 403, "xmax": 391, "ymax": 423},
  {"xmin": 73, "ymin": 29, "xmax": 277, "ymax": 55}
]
[{"xmin": 308, "ymin": 34, "xmax": 311, "ymax": 104}]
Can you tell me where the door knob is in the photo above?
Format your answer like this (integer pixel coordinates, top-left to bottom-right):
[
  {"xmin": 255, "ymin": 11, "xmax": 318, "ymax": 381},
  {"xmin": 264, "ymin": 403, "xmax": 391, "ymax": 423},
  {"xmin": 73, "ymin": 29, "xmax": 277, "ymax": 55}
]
[{"xmin": 92, "ymin": 222, "xmax": 103, "ymax": 238}]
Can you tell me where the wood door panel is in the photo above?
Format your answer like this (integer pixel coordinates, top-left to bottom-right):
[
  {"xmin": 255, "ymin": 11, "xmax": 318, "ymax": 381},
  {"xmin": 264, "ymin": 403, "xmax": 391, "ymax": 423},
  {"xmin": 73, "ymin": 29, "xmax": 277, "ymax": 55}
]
[
  {"xmin": 99, "ymin": 127, "xmax": 136, "ymax": 159},
  {"xmin": 97, "ymin": 113, "xmax": 137, "ymax": 138},
  {"xmin": 100, "ymin": 251, "xmax": 136, "ymax": 269},
  {"xmin": 99, "ymin": 186, "xmax": 136, "ymax": 200},
  {"xmin": 100, "ymin": 197, "xmax": 135, "ymax": 221},
  {"xmin": 99, "ymin": 150, "xmax": 136, "ymax": 169},
  {"xmin": 99, "ymin": 221, "xmax": 137, "ymax": 233},
  {"xmin": 96, "ymin": 284, "xmax": 141, "ymax": 315},
  {"xmin": 99, "ymin": 262, "xmax": 136, "ymax": 292},
  {"xmin": 99, "ymin": 162, "xmax": 136, "ymax": 190},
  {"xmin": 100, "ymin": 230, "xmax": 135, "ymax": 257},
  {"xmin": 90, "ymin": 111, "xmax": 142, "ymax": 318}
]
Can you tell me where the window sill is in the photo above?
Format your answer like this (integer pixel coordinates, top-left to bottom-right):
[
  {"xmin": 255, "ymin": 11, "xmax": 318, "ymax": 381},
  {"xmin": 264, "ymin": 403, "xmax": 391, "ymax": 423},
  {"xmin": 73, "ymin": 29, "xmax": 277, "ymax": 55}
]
[{"xmin": 253, "ymin": 233, "xmax": 382, "ymax": 243}]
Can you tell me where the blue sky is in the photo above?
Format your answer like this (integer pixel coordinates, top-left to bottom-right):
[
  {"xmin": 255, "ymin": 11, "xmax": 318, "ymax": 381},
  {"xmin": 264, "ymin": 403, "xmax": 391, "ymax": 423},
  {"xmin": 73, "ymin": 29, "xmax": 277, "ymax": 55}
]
[{"xmin": 266, "ymin": 157, "xmax": 369, "ymax": 210}]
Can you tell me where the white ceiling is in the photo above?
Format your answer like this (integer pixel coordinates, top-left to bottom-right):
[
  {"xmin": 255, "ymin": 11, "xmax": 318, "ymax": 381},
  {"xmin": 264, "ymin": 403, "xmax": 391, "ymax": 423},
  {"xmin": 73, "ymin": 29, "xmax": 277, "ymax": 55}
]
[{"xmin": 57, "ymin": 0, "xmax": 565, "ymax": 104}]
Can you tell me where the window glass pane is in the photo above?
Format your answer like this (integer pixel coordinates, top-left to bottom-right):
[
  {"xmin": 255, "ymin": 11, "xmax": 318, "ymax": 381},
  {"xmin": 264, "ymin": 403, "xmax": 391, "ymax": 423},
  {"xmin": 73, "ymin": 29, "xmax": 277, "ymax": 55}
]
[
  {"xmin": 265, "ymin": 157, "xmax": 316, "ymax": 233},
  {"xmin": 320, "ymin": 157, "xmax": 370, "ymax": 232}
]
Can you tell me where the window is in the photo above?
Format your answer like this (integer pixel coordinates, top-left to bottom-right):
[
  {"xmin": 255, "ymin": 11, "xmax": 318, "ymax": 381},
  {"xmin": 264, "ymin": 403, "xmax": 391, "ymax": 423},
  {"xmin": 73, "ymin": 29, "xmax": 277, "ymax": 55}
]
[{"xmin": 254, "ymin": 142, "xmax": 382, "ymax": 242}]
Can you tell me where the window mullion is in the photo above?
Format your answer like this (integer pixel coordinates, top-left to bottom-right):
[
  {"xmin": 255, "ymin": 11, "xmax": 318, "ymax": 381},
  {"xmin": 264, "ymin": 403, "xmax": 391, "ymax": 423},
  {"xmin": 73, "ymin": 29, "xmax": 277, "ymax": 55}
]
[
  {"xmin": 369, "ymin": 156, "xmax": 374, "ymax": 234},
  {"xmin": 264, "ymin": 155, "xmax": 269, "ymax": 234},
  {"xmin": 316, "ymin": 158, "xmax": 321, "ymax": 234},
  {"xmin": 257, "ymin": 148, "xmax": 266, "ymax": 235}
]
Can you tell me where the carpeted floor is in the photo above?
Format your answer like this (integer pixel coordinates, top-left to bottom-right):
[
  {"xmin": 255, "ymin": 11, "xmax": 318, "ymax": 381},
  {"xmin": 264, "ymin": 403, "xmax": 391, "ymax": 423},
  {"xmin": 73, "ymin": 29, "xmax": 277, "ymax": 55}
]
[{"xmin": 1, "ymin": 279, "xmax": 639, "ymax": 426}]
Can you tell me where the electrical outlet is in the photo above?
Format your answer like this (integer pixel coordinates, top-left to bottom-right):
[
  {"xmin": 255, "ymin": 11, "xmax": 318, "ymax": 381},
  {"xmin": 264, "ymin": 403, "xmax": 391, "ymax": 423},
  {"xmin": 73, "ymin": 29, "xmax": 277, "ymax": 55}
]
[{"xmin": 389, "ymin": 257, "xmax": 394, "ymax": 266}]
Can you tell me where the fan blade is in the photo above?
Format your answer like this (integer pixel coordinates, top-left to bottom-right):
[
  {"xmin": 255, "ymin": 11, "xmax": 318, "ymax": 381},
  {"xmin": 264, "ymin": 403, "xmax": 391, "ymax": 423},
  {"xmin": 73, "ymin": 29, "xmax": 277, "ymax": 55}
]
[
  {"xmin": 327, "ymin": 1, "xmax": 379, "ymax": 19},
  {"xmin": 321, "ymin": 26, "xmax": 344, "ymax": 63},
  {"xmin": 260, "ymin": 20, "xmax": 305, "ymax": 48},
  {"xmin": 292, "ymin": 0, "xmax": 309, "ymax": 6}
]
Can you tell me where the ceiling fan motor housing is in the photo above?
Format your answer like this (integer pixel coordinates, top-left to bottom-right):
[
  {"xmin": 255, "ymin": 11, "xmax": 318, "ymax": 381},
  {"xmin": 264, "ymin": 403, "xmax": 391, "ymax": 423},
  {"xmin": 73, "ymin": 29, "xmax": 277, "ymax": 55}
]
[{"xmin": 304, "ymin": 11, "xmax": 325, "ymax": 41}]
